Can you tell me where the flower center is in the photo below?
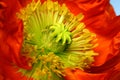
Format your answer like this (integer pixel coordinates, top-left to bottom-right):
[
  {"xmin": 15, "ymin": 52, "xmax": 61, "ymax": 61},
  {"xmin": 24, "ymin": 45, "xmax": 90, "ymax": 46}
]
[{"xmin": 17, "ymin": 0, "xmax": 98, "ymax": 80}]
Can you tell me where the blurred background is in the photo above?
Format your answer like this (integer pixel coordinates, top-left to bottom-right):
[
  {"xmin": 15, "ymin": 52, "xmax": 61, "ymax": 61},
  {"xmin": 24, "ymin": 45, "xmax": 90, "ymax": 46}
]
[{"xmin": 110, "ymin": 0, "xmax": 120, "ymax": 15}]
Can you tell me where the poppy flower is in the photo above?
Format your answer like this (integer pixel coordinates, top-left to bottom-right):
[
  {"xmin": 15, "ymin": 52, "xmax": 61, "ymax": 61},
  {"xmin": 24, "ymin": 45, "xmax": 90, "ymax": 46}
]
[{"xmin": 0, "ymin": 0, "xmax": 120, "ymax": 80}]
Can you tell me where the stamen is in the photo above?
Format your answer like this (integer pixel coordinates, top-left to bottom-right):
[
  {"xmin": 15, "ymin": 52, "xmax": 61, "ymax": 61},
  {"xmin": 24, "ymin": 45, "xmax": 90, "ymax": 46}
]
[{"xmin": 17, "ymin": 0, "xmax": 98, "ymax": 80}]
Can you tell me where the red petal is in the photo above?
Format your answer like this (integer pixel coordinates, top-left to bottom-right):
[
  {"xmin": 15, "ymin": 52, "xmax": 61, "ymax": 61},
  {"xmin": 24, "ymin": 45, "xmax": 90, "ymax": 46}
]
[
  {"xmin": 74, "ymin": 69, "xmax": 107, "ymax": 80},
  {"xmin": 0, "ymin": 0, "xmax": 31, "ymax": 69},
  {"xmin": 86, "ymin": 32, "xmax": 120, "ymax": 73},
  {"xmin": 106, "ymin": 16, "xmax": 120, "ymax": 37},
  {"xmin": 0, "ymin": 55, "xmax": 27, "ymax": 80},
  {"xmin": 93, "ymin": 16, "xmax": 120, "ymax": 66},
  {"xmin": 1, "ymin": 0, "xmax": 21, "ymax": 21},
  {"xmin": 105, "ymin": 62, "xmax": 120, "ymax": 80},
  {"xmin": 106, "ymin": 70, "xmax": 120, "ymax": 80},
  {"xmin": 93, "ymin": 35, "xmax": 113, "ymax": 66},
  {"xmin": 64, "ymin": 68, "xmax": 77, "ymax": 80},
  {"xmin": 64, "ymin": 68, "xmax": 107, "ymax": 80},
  {"xmin": 0, "ymin": 75, "xmax": 3, "ymax": 80}
]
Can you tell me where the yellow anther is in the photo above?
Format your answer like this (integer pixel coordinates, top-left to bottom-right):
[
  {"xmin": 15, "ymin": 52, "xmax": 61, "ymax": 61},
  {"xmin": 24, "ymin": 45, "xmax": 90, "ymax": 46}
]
[
  {"xmin": 48, "ymin": 72, "xmax": 52, "ymax": 79},
  {"xmin": 28, "ymin": 62, "xmax": 32, "ymax": 67},
  {"xmin": 46, "ymin": 0, "xmax": 53, "ymax": 10},
  {"xmin": 32, "ymin": 0, "xmax": 40, "ymax": 11},
  {"xmin": 76, "ymin": 13, "xmax": 84, "ymax": 21},
  {"xmin": 41, "ymin": 48, "xmax": 45, "ymax": 53},
  {"xmin": 41, "ymin": 69, "xmax": 47, "ymax": 75}
]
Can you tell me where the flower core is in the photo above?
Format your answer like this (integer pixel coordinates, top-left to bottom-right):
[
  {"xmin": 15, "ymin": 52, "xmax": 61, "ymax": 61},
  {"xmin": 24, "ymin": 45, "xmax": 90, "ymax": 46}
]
[{"xmin": 17, "ymin": 0, "xmax": 97, "ymax": 80}]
